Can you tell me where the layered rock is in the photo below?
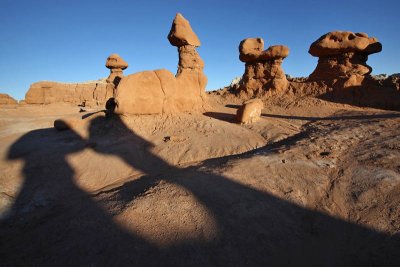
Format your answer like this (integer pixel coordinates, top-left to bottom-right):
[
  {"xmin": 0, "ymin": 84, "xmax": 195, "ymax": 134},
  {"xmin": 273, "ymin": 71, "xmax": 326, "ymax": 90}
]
[
  {"xmin": 25, "ymin": 80, "xmax": 114, "ymax": 107},
  {"xmin": 105, "ymin": 54, "xmax": 128, "ymax": 86},
  {"xmin": 308, "ymin": 31, "xmax": 382, "ymax": 87},
  {"xmin": 114, "ymin": 13, "xmax": 207, "ymax": 115},
  {"xmin": 0, "ymin": 93, "xmax": 18, "ymax": 105},
  {"xmin": 236, "ymin": 37, "xmax": 289, "ymax": 96}
]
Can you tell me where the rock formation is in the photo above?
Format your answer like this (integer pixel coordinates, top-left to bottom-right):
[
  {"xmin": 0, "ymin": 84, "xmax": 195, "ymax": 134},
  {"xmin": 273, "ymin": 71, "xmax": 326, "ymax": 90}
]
[
  {"xmin": 25, "ymin": 80, "xmax": 114, "ymax": 106},
  {"xmin": 308, "ymin": 31, "xmax": 382, "ymax": 87},
  {"xmin": 105, "ymin": 54, "xmax": 128, "ymax": 86},
  {"xmin": 236, "ymin": 37, "xmax": 289, "ymax": 96},
  {"xmin": 236, "ymin": 98, "xmax": 263, "ymax": 124},
  {"xmin": 113, "ymin": 13, "xmax": 207, "ymax": 115},
  {"xmin": 0, "ymin": 93, "xmax": 18, "ymax": 105}
]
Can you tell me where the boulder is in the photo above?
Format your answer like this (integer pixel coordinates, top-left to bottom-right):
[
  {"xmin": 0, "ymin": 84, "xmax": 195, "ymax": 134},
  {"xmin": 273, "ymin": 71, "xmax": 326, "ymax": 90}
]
[
  {"xmin": 168, "ymin": 13, "xmax": 201, "ymax": 47},
  {"xmin": 0, "ymin": 93, "xmax": 18, "ymax": 105},
  {"xmin": 25, "ymin": 80, "xmax": 114, "ymax": 107},
  {"xmin": 105, "ymin": 54, "xmax": 128, "ymax": 86},
  {"xmin": 308, "ymin": 31, "xmax": 382, "ymax": 87},
  {"xmin": 237, "ymin": 37, "xmax": 289, "ymax": 95},
  {"xmin": 236, "ymin": 98, "xmax": 264, "ymax": 124},
  {"xmin": 114, "ymin": 13, "xmax": 207, "ymax": 115}
]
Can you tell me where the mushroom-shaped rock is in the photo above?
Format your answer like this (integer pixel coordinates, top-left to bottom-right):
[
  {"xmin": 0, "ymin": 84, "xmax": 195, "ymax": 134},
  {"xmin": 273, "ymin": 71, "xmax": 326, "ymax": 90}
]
[
  {"xmin": 105, "ymin": 54, "xmax": 128, "ymax": 86},
  {"xmin": 114, "ymin": 13, "xmax": 207, "ymax": 115},
  {"xmin": 237, "ymin": 37, "xmax": 289, "ymax": 95},
  {"xmin": 309, "ymin": 31, "xmax": 382, "ymax": 57},
  {"xmin": 236, "ymin": 98, "xmax": 264, "ymax": 124},
  {"xmin": 168, "ymin": 13, "xmax": 201, "ymax": 47},
  {"xmin": 308, "ymin": 31, "xmax": 382, "ymax": 86}
]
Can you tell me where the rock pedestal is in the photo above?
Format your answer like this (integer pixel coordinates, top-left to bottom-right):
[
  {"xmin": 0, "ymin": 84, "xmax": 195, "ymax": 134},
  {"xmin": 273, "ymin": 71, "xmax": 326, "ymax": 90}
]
[
  {"xmin": 237, "ymin": 38, "xmax": 289, "ymax": 96},
  {"xmin": 114, "ymin": 13, "xmax": 207, "ymax": 115},
  {"xmin": 105, "ymin": 54, "xmax": 128, "ymax": 87},
  {"xmin": 308, "ymin": 31, "xmax": 382, "ymax": 87}
]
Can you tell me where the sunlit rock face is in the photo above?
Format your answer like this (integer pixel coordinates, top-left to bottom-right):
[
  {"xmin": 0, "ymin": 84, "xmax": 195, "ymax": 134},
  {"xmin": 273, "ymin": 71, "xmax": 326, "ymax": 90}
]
[
  {"xmin": 236, "ymin": 37, "xmax": 289, "ymax": 96},
  {"xmin": 308, "ymin": 31, "xmax": 382, "ymax": 87},
  {"xmin": 114, "ymin": 13, "xmax": 207, "ymax": 115}
]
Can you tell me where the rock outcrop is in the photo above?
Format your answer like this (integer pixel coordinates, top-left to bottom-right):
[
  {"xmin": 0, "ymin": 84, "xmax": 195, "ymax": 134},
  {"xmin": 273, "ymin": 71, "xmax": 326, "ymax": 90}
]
[
  {"xmin": 236, "ymin": 98, "xmax": 263, "ymax": 124},
  {"xmin": 236, "ymin": 37, "xmax": 289, "ymax": 96},
  {"xmin": 25, "ymin": 80, "xmax": 114, "ymax": 107},
  {"xmin": 114, "ymin": 13, "xmax": 207, "ymax": 115},
  {"xmin": 308, "ymin": 31, "xmax": 382, "ymax": 87},
  {"xmin": 106, "ymin": 54, "xmax": 128, "ymax": 86},
  {"xmin": 0, "ymin": 94, "xmax": 18, "ymax": 105}
]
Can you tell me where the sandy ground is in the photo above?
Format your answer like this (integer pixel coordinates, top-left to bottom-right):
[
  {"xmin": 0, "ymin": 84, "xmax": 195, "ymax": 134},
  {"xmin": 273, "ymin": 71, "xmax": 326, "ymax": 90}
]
[{"xmin": 0, "ymin": 97, "xmax": 399, "ymax": 266}]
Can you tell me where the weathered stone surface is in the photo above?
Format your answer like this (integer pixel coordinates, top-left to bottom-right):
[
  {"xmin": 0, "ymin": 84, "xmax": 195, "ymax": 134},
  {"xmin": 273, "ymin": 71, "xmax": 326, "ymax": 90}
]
[
  {"xmin": 309, "ymin": 31, "xmax": 382, "ymax": 57},
  {"xmin": 308, "ymin": 31, "xmax": 382, "ymax": 87},
  {"xmin": 236, "ymin": 98, "xmax": 263, "ymax": 124},
  {"xmin": 25, "ymin": 80, "xmax": 114, "ymax": 107},
  {"xmin": 237, "ymin": 37, "xmax": 289, "ymax": 95},
  {"xmin": 239, "ymin": 39, "xmax": 289, "ymax": 63},
  {"xmin": 114, "ymin": 13, "xmax": 206, "ymax": 115},
  {"xmin": 168, "ymin": 13, "xmax": 201, "ymax": 47},
  {"xmin": 106, "ymin": 54, "xmax": 128, "ymax": 86},
  {"xmin": 0, "ymin": 93, "xmax": 18, "ymax": 105}
]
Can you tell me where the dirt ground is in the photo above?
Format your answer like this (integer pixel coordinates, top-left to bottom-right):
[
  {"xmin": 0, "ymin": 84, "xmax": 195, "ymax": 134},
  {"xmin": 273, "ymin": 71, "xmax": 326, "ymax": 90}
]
[{"xmin": 0, "ymin": 96, "xmax": 399, "ymax": 266}]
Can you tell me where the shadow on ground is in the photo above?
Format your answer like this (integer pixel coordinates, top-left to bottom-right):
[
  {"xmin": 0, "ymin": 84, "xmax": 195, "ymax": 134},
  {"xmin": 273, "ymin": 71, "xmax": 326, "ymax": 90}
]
[{"xmin": 1, "ymin": 114, "xmax": 399, "ymax": 266}]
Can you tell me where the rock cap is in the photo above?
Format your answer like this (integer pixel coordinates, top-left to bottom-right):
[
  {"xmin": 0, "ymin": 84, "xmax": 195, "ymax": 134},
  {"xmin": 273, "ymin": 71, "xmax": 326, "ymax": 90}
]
[
  {"xmin": 168, "ymin": 13, "xmax": 201, "ymax": 47},
  {"xmin": 239, "ymin": 38, "xmax": 289, "ymax": 62},
  {"xmin": 105, "ymin": 54, "xmax": 128, "ymax": 70},
  {"xmin": 309, "ymin": 31, "xmax": 382, "ymax": 57}
]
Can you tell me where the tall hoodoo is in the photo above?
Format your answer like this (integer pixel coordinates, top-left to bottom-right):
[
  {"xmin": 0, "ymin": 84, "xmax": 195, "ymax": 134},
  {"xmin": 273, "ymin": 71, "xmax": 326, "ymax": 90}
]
[
  {"xmin": 236, "ymin": 37, "xmax": 289, "ymax": 96},
  {"xmin": 308, "ymin": 31, "xmax": 382, "ymax": 87},
  {"xmin": 114, "ymin": 13, "xmax": 207, "ymax": 115}
]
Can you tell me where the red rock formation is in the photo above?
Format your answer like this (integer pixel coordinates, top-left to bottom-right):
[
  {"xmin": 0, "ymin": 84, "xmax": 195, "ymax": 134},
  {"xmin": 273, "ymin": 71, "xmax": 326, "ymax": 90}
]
[
  {"xmin": 114, "ymin": 13, "xmax": 207, "ymax": 115},
  {"xmin": 105, "ymin": 54, "xmax": 128, "ymax": 86},
  {"xmin": 0, "ymin": 93, "xmax": 18, "ymax": 105},
  {"xmin": 308, "ymin": 31, "xmax": 382, "ymax": 87},
  {"xmin": 236, "ymin": 37, "xmax": 289, "ymax": 96},
  {"xmin": 25, "ymin": 80, "xmax": 114, "ymax": 106}
]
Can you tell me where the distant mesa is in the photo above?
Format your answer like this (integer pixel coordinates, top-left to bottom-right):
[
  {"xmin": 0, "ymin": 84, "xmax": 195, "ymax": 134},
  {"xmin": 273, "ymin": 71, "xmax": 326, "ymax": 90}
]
[
  {"xmin": 24, "ymin": 79, "xmax": 114, "ymax": 107},
  {"xmin": 308, "ymin": 31, "xmax": 382, "ymax": 87},
  {"xmin": 235, "ymin": 37, "xmax": 289, "ymax": 96},
  {"xmin": 105, "ymin": 54, "xmax": 128, "ymax": 86},
  {"xmin": 0, "ymin": 93, "xmax": 18, "ymax": 105},
  {"xmin": 113, "ymin": 13, "xmax": 207, "ymax": 115}
]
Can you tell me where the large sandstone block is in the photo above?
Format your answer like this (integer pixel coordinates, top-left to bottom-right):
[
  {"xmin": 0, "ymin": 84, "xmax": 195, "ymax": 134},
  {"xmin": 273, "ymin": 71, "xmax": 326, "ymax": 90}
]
[{"xmin": 0, "ymin": 93, "xmax": 17, "ymax": 105}]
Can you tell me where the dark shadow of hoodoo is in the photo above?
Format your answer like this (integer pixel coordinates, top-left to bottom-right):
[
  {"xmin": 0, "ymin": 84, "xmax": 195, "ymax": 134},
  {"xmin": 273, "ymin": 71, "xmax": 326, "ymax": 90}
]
[{"xmin": 1, "ymin": 114, "xmax": 399, "ymax": 266}]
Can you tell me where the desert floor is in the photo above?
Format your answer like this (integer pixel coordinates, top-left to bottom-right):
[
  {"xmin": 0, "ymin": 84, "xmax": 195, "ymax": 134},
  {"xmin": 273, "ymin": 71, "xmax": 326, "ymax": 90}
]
[{"xmin": 0, "ymin": 95, "xmax": 399, "ymax": 266}]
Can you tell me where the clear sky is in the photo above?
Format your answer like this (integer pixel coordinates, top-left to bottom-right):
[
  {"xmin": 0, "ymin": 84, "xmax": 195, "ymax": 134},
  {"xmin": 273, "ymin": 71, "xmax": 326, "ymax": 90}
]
[{"xmin": 1, "ymin": 0, "xmax": 399, "ymax": 100}]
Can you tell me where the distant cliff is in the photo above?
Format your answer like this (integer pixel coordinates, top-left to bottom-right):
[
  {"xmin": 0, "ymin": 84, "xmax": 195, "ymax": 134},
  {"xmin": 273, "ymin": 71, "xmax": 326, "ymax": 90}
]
[{"xmin": 24, "ymin": 79, "xmax": 114, "ymax": 107}]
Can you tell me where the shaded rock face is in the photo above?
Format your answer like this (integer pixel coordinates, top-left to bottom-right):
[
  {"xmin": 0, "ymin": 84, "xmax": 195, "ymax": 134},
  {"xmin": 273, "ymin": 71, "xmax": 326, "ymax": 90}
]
[
  {"xmin": 236, "ymin": 38, "xmax": 289, "ymax": 96},
  {"xmin": 0, "ymin": 93, "xmax": 18, "ymax": 105},
  {"xmin": 308, "ymin": 31, "xmax": 382, "ymax": 87},
  {"xmin": 25, "ymin": 80, "xmax": 114, "ymax": 107},
  {"xmin": 114, "ymin": 13, "xmax": 207, "ymax": 115},
  {"xmin": 105, "ymin": 54, "xmax": 128, "ymax": 87}
]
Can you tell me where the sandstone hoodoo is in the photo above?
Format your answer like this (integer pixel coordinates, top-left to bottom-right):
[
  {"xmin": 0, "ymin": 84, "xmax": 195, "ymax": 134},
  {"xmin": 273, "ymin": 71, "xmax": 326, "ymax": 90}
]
[
  {"xmin": 114, "ymin": 13, "xmax": 207, "ymax": 115},
  {"xmin": 308, "ymin": 31, "xmax": 382, "ymax": 87},
  {"xmin": 236, "ymin": 37, "xmax": 289, "ymax": 96},
  {"xmin": 0, "ymin": 93, "xmax": 18, "ymax": 105},
  {"xmin": 236, "ymin": 98, "xmax": 264, "ymax": 124},
  {"xmin": 105, "ymin": 54, "xmax": 128, "ymax": 86}
]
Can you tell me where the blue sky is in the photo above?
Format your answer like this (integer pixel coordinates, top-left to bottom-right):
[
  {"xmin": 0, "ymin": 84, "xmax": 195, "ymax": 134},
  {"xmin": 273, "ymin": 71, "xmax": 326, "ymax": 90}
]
[{"xmin": 0, "ymin": 0, "xmax": 399, "ymax": 100}]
